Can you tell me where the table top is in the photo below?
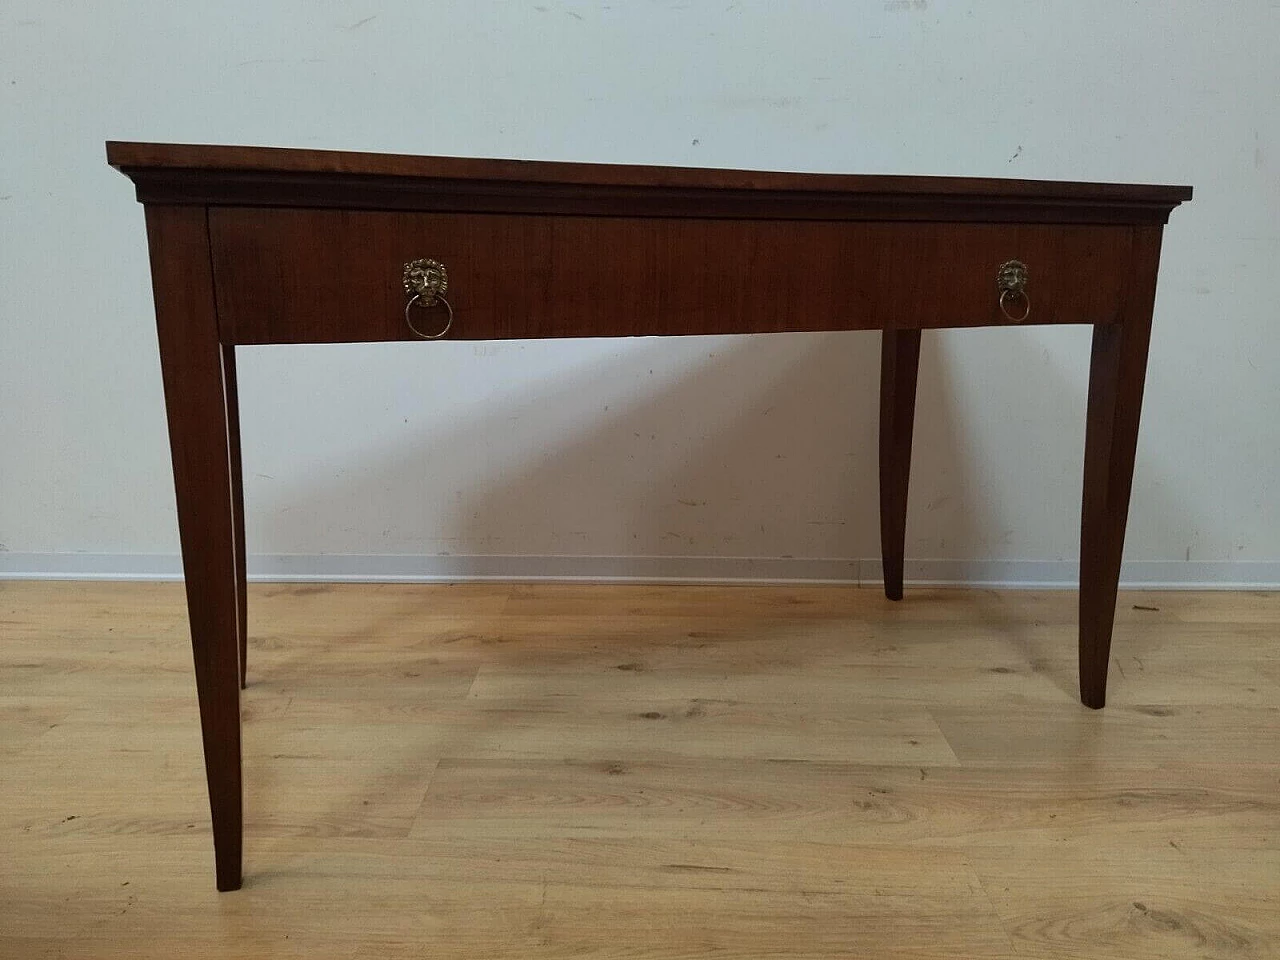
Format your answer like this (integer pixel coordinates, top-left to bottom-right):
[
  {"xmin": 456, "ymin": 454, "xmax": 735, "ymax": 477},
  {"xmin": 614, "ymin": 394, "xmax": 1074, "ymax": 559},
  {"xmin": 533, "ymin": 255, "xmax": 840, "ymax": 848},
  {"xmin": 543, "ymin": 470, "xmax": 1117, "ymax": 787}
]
[{"xmin": 107, "ymin": 141, "xmax": 1191, "ymax": 224}]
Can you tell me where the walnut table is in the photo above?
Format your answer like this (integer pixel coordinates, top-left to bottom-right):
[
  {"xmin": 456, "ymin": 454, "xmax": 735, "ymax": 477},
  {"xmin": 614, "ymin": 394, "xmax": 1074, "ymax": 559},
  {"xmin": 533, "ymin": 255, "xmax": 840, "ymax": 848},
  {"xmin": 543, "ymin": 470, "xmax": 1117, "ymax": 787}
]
[{"xmin": 107, "ymin": 141, "xmax": 1191, "ymax": 890}]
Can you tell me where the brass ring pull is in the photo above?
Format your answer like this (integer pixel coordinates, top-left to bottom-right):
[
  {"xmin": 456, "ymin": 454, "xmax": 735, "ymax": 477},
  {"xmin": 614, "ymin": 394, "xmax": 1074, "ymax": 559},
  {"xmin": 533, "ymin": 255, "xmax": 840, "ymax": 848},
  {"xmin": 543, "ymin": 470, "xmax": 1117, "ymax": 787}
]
[
  {"xmin": 402, "ymin": 258, "xmax": 454, "ymax": 340},
  {"xmin": 997, "ymin": 260, "xmax": 1030, "ymax": 322},
  {"xmin": 999, "ymin": 288, "xmax": 1030, "ymax": 323},
  {"xmin": 404, "ymin": 294, "xmax": 454, "ymax": 339}
]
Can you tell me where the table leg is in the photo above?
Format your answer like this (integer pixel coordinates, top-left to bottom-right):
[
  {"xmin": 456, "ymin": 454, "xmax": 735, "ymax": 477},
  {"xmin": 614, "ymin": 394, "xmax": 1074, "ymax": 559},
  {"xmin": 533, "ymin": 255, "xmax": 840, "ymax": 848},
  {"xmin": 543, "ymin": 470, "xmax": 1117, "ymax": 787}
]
[
  {"xmin": 1078, "ymin": 226, "xmax": 1162, "ymax": 709},
  {"xmin": 879, "ymin": 328, "xmax": 922, "ymax": 601},
  {"xmin": 222, "ymin": 343, "xmax": 249, "ymax": 690},
  {"xmin": 145, "ymin": 206, "xmax": 243, "ymax": 890}
]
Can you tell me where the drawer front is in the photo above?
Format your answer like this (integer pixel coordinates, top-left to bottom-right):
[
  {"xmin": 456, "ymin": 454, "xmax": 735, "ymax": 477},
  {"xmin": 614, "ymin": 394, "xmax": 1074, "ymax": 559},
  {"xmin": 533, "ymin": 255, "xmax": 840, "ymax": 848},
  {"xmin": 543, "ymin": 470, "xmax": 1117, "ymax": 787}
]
[{"xmin": 209, "ymin": 208, "xmax": 1134, "ymax": 344}]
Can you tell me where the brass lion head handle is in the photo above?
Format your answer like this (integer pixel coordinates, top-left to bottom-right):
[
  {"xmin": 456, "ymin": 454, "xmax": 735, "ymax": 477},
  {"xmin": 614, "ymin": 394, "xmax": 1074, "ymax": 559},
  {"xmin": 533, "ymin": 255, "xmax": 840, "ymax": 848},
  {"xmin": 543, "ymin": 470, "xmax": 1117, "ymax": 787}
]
[
  {"xmin": 402, "ymin": 258, "xmax": 453, "ymax": 339},
  {"xmin": 997, "ymin": 260, "xmax": 1030, "ymax": 322}
]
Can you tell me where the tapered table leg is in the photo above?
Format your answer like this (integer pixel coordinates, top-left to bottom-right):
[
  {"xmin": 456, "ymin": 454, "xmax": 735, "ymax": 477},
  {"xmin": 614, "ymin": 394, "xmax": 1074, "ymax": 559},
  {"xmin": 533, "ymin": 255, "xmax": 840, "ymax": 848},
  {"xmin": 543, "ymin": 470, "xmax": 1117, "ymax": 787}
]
[
  {"xmin": 222, "ymin": 343, "xmax": 248, "ymax": 690},
  {"xmin": 879, "ymin": 329, "xmax": 922, "ymax": 601},
  {"xmin": 145, "ymin": 206, "xmax": 243, "ymax": 891},
  {"xmin": 1079, "ymin": 227, "xmax": 1163, "ymax": 709}
]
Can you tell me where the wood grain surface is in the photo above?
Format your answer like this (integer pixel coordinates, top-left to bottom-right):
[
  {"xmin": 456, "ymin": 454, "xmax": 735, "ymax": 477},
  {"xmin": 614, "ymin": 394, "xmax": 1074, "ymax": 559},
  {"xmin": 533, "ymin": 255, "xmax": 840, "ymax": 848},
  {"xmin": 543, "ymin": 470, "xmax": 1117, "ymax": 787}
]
[
  {"xmin": 106, "ymin": 142, "xmax": 1191, "ymax": 223},
  {"xmin": 103, "ymin": 141, "xmax": 1190, "ymax": 201},
  {"xmin": 2, "ymin": 581, "xmax": 1276, "ymax": 959},
  {"xmin": 145, "ymin": 206, "xmax": 243, "ymax": 890},
  {"xmin": 209, "ymin": 210, "xmax": 1134, "ymax": 343}
]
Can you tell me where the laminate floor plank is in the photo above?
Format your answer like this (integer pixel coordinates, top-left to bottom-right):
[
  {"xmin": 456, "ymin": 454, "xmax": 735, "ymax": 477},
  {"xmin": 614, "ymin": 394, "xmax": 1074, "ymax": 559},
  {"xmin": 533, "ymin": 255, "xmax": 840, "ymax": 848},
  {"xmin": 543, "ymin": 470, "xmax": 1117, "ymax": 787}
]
[{"xmin": 1, "ymin": 582, "xmax": 1275, "ymax": 959}]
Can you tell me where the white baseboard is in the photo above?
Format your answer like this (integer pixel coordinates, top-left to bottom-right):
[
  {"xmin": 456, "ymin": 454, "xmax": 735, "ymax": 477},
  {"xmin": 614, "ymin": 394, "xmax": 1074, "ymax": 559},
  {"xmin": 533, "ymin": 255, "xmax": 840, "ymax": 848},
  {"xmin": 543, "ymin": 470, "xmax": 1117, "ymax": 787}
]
[{"xmin": 1, "ymin": 552, "xmax": 1278, "ymax": 589}]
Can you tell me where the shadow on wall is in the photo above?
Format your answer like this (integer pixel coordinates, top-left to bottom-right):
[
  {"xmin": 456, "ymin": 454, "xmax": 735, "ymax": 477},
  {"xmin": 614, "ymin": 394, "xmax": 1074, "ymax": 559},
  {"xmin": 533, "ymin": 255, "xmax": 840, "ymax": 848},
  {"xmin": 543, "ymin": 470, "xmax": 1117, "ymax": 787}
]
[
  {"xmin": 240, "ymin": 326, "xmax": 1196, "ymax": 581},
  {"xmin": 243, "ymin": 329, "xmax": 979, "ymax": 579}
]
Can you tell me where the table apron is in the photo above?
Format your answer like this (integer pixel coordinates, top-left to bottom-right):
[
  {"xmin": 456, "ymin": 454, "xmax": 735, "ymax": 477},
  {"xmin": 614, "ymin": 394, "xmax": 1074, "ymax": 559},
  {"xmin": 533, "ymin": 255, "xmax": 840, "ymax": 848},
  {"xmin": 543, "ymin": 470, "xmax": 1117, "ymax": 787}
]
[{"xmin": 207, "ymin": 207, "xmax": 1136, "ymax": 344}]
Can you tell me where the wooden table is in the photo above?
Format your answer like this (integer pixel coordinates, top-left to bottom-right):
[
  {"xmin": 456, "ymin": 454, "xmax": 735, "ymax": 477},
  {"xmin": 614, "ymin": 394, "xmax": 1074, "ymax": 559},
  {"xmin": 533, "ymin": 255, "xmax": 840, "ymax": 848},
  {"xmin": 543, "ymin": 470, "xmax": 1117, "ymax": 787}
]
[{"xmin": 108, "ymin": 141, "xmax": 1190, "ymax": 891}]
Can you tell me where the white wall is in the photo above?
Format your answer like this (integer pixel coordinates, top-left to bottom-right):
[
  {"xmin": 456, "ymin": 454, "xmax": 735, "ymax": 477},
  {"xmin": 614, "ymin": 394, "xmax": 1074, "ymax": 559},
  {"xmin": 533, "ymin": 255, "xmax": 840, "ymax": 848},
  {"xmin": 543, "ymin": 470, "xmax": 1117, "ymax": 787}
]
[{"xmin": 2, "ymin": 1, "xmax": 1277, "ymax": 585}]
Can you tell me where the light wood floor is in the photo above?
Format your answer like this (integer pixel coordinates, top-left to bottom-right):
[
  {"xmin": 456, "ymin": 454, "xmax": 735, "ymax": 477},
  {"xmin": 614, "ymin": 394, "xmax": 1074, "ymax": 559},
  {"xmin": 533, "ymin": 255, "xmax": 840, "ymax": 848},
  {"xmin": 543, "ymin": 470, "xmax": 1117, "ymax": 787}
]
[{"xmin": 2, "ymin": 581, "xmax": 1277, "ymax": 959}]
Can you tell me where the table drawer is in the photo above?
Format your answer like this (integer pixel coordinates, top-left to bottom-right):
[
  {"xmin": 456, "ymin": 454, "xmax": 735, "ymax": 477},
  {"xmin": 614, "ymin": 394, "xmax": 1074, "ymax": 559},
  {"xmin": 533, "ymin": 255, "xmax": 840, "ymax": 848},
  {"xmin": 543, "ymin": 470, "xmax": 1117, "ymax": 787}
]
[{"xmin": 209, "ymin": 208, "xmax": 1135, "ymax": 344}]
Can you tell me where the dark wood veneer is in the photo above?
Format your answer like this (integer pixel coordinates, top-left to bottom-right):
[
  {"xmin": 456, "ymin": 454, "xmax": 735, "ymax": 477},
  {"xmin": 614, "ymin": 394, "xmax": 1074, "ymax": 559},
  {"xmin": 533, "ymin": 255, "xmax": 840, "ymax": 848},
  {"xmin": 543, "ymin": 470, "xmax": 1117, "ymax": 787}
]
[
  {"xmin": 209, "ymin": 209, "xmax": 1134, "ymax": 344},
  {"xmin": 108, "ymin": 141, "xmax": 1190, "ymax": 224},
  {"xmin": 109, "ymin": 141, "xmax": 1190, "ymax": 891},
  {"xmin": 144, "ymin": 206, "xmax": 243, "ymax": 892}
]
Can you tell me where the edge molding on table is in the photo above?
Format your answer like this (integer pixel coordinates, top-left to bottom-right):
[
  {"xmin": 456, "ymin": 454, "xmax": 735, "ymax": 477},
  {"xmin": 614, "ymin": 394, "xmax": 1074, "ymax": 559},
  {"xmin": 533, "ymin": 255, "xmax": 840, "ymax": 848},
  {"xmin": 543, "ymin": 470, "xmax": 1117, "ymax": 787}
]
[{"xmin": 107, "ymin": 141, "xmax": 1191, "ymax": 891}]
